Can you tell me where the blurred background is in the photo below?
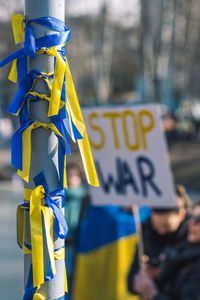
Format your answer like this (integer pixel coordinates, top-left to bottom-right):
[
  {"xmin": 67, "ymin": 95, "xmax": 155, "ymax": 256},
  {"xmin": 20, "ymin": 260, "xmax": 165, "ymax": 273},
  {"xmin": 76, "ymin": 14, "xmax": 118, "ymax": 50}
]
[{"xmin": 1, "ymin": 0, "xmax": 200, "ymax": 299}]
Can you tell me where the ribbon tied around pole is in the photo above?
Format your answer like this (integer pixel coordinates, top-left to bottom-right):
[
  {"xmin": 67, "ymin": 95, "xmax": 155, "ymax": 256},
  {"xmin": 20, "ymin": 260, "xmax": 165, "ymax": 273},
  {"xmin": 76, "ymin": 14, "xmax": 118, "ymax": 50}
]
[
  {"xmin": 12, "ymin": 14, "xmax": 70, "ymax": 58},
  {"xmin": 17, "ymin": 172, "xmax": 68, "ymax": 288}
]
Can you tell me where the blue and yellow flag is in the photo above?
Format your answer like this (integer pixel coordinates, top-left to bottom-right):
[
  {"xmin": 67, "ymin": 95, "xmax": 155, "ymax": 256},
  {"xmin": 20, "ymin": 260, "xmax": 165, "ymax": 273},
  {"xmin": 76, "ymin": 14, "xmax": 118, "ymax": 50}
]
[{"xmin": 73, "ymin": 206, "xmax": 150, "ymax": 300}]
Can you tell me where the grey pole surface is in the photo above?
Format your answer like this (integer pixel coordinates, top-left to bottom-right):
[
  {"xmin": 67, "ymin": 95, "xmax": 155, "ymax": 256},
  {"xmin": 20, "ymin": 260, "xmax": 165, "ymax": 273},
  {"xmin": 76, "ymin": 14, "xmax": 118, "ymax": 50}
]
[{"xmin": 24, "ymin": 0, "xmax": 66, "ymax": 298}]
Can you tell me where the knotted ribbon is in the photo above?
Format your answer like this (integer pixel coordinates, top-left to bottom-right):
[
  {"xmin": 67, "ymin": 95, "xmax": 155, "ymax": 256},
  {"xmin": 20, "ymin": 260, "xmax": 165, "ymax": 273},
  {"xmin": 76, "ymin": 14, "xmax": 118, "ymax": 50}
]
[
  {"xmin": 0, "ymin": 11, "xmax": 99, "ymax": 300},
  {"xmin": 12, "ymin": 120, "xmax": 71, "ymax": 186},
  {"xmin": 7, "ymin": 70, "xmax": 55, "ymax": 115},
  {"xmin": 37, "ymin": 47, "xmax": 66, "ymax": 117},
  {"xmin": 8, "ymin": 46, "xmax": 66, "ymax": 117},
  {"xmin": 17, "ymin": 172, "xmax": 68, "ymax": 296},
  {"xmin": 12, "ymin": 14, "xmax": 70, "ymax": 58},
  {"xmin": 0, "ymin": 14, "xmax": 99, "ymax": 187}
]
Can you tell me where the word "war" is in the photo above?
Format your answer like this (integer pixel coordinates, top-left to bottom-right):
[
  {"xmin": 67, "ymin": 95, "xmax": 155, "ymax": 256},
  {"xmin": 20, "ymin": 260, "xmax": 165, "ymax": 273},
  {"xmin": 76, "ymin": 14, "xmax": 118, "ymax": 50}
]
[{"xmin": 95, "ymin": 156, "xmax": 162, "ymax": 198}]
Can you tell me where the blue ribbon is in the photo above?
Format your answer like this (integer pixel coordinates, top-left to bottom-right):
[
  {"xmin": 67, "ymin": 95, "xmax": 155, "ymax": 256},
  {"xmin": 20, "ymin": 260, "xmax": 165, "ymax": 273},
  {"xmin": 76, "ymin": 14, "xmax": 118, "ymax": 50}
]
[
  {"xmin": 11, "ymin": 119, "xmax": 33, "ymax": 170},
  {"xmin": 7, "ymin": 70, "xmax": 54, "ymax": 115},
  {"xmin": 29, "ymin": 16, "xmax": 68, "ymax": 32},
  {"xmin": 0, "ymin": 29, "xmax": 70, "ymax": 68},
  {"xmin": 19, "ymin": 171, "xmax": 68, "ymax": 299},
  {"xmin": 23, "ymin": 258, "xmax": 66, "ymax": 300},
  {"xmin": 11, "ymin": 119, "xmax": 70, "ymax": 169},
  {"xmin": 11, "ymin": 118, "xmax": 81, "ymax": 190},
  {"xmin": 23, "ymin": 16, "xmax": 70, "ymax": 58},
  {"xmin": 0, "ymin": 48, "xmax": 24, "ymax": 68},
  {"xmin": 53, "ymin": 118, "xmax": 82, "ymax": 187},
  {"xmin": 23, "ymin": 263, "xmax": 67, "ymax": 299},
  {"xmin": 53, "ymin": 110, "xmax": 83, "ymax": 140},
  {"xmin": 23, "ymin": 20, "xmax": 36, "ymax": 58},
  {"xmin": 34, "ymin": 171, "xmax": 68, "ymax": 239},
  {"xmin": 23, "ymin": 265, "xmax": 37, "ymax": 300}
]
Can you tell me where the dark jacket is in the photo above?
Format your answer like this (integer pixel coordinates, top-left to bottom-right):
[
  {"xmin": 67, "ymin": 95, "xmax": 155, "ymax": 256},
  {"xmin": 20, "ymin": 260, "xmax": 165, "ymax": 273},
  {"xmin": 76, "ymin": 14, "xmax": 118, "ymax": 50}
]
[
  {"xmin": 153, "ymin": 242, "xmax": 200, "ymax": 300},
  {"xmin": 127, "ymin": 217, "xmax": 188, "ymax": 294}
]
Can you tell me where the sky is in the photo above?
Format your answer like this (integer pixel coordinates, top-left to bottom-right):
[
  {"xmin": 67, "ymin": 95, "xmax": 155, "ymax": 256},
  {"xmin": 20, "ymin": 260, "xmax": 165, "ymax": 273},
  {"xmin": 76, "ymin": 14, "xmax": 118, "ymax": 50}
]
[{"xmin": 0, "ymin": 0, "xmax": 140, "ymax": 27}]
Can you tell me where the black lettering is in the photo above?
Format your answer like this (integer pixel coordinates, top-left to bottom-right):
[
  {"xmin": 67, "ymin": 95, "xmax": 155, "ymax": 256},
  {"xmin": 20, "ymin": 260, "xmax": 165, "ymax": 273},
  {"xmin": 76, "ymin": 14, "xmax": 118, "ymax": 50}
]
[
  {"xmin": 136, "ymin": 156, "xmax": 162, "ymax": 197},
  {"xmin": 121, "ymin": 160, "xmax": 140, "ymax": 194},
  {"xmin": 95, "ymin": 159, "xmax": 122, "ymax": 194}
]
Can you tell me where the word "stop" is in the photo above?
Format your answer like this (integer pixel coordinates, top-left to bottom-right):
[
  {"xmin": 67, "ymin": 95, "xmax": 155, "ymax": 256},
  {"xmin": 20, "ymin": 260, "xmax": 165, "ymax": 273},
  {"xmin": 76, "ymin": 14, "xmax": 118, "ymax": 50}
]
[{"xmin": 87, "ymin": 109, "xmax": 155, "ymax": 151}]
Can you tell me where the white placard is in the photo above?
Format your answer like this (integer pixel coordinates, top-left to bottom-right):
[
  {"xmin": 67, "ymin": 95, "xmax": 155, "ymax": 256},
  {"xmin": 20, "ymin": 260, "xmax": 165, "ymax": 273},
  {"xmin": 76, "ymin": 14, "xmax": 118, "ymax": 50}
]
[{"xmin": 83, "ymin": 104, "xmax": 176, "ymax": 207}]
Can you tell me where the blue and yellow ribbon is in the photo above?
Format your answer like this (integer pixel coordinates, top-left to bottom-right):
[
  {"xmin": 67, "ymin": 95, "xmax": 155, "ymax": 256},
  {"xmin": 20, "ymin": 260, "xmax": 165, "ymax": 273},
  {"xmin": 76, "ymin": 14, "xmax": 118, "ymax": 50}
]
[
  {"xmin": 12, "ymin": 14, "xmax": 70, "ymax": 58},
  {"xmin": 7, "ymin": 70, "xmax": 55, "ymax": 115},
  {"xmin": 0, "ymin": 15, "xmax": 99, "ymax": 186},
  {"xmin": 37, "ymin": 47, "xmax": 66, "ymax": 117},
  {"xmin": 12, "ymin": 120, "xmax": 71, "ymax": 187},
  {"xmin": 0, "ymin": 12, "xmax": 100, "ymax": 300},
  {"xmin": 17, "ymin": 173, "xmax": 68, "ymax": 297},
  {"xmin": 65, "ymin": 57, "xmax": 99, "ymax": 186}
]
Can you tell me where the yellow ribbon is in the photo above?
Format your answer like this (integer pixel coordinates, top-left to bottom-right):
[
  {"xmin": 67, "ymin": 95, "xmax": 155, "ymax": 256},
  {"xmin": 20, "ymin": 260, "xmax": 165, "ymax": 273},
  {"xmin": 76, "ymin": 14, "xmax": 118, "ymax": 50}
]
[
  {"xmin": 33, "ymin": 294, "xmax": 45, "ymax": 300},
  {"xmin": 17, "ymin": 121, "xmax": 67, "ymax": 187},
  {"xmin": 29, "ymin": 185, "xmax": 56, "ymax": 287},
  {"xmin": 17, "ymin": 205, "xmax": 25, "ymax": 249},
  {"xmin": 8, "ymin": 58, "xmax": 18, "ymax": 82},
  {"xmin": 33, "ymin": 72, "xmax": 53, "ymax": 91},
  {"xmin": 18, "ymin": 188, "xmax": 66, "ymax": 260},
  {"xmin": 65, "ymin": 57, "xmax": 99, "ymax": 186},
  {"xmin": 30, "ymin": 185, "xmax": 45, "ymax": 287},
  {"xmin": 7, "ymin": 47, "xmax": 65, "ymax": 118},
  {"xmin": 24, "ymin": 244, "xmax": 65, "ymax": 261},
  {"xmin": 9, "ymin": 16, "xmax": 65, "ymax": 118},
  {"xmin": 26, "ymin": 91, "xmax": 65, "ymax": 111},
  {"xmin": 8, "ymin": 21, "xmax": 99, "ymax": 187},
  {"xmin": 36, "ymin": 50, "xmax": 99, "ymax": 187},
  {"xmin": 37, "ymin": 47, "xmax": 66, "ymax": 117},
  {"xmin": 24, "ymin": 188, "xmax": 32, "ymax": 201},
  {"xmin": 18, "ymin": 188, "xmax": 68, "ymax": 295},
  {"xmin": 25, "ymin": 246, "xmax": 68, "ymax": 297},
  {"xmin": 12, "ymin": 14, "xmax": 24, "ymax": 44},
  {"xmin": 8, "ymin": 15, "xmax": 23, "ymax": 84},
  {"xmin": 8, "ymin": 70, "xmax": 65, "ymax": 116}
]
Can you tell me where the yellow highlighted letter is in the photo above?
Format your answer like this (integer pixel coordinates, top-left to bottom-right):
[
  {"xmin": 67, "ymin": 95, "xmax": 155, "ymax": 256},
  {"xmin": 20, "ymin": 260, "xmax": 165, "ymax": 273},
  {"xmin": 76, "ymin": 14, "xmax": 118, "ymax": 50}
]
[
  {"xmin": 122, "ymin": 110, "xmax": 140, "ymax": 151},
  {"xmin": 88, "ymin": 112, "xmax": 105, "ymax": 150},
  {"xmin": 103, "ymin": 111, "xmax": 120, "ymax": 149},
  {"xmin": 138, "ymin": 110, "xmax": 155, "ymax": 150}
]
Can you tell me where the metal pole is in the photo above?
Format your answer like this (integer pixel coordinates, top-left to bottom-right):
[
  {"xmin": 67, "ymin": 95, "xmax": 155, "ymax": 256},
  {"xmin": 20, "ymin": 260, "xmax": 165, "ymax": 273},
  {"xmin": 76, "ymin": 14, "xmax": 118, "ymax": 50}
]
[
  {"xmin": 132, "ymin": 205, "xmax": 145, "ymax": 269},
  {"xmin": 24, "ymin": 0, "xmax": 66, "ymax": 298}
]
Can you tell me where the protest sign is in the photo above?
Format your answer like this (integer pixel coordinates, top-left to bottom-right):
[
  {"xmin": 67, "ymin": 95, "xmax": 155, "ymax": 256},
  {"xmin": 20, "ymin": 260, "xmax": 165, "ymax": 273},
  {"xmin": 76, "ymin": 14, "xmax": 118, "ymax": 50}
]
[{"xmin": 83, "ymin": 104, "xmax": 176, "ymax": 207}]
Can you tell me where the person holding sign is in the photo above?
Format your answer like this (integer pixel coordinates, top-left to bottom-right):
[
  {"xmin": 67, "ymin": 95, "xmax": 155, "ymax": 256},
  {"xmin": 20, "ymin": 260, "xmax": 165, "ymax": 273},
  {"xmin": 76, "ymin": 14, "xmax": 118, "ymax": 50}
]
[
  {"xmin": 127, "ymin": 185, "xmax": 191, "ymax": 295},
  {"xmin": 132, "ymin": 200, "xmax": 200, "ymax": 299}
]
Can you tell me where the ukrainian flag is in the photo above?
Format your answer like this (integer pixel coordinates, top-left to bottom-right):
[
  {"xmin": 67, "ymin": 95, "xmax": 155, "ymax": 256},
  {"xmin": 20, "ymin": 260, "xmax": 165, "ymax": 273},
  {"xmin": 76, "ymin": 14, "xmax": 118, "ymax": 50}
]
[{"xmin": 73, "ymin": 205, "xmax": 150, "ymax": 300}]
